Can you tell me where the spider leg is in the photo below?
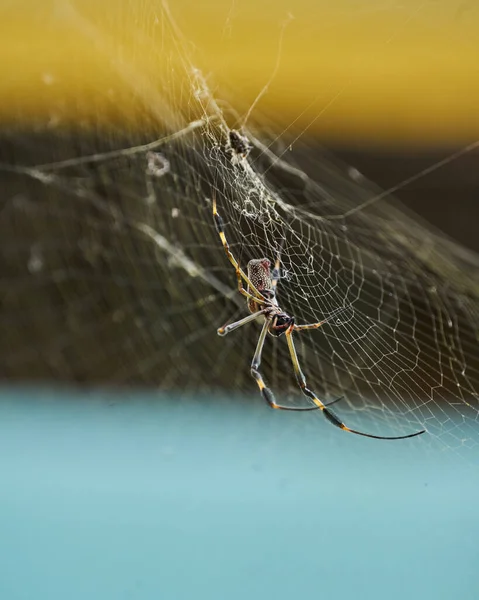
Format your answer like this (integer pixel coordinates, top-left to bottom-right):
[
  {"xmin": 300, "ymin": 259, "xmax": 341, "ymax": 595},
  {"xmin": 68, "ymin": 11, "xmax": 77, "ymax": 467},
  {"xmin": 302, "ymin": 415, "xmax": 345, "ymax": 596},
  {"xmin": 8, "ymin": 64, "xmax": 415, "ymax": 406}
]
[
  {"xmin": 294, "ymin": 306, "xmax": 354, "ymax": 331},
  {"xmin": 218, "ymin": 309, "xmax": 268, "ymax": 336},
  {"xmin": 250, "ymin": 320, "xmax": 338, "ymax": 411},
  {"xmin": 285, "ymin": 328, "xmax": 425, "ymax": 440},
  {"xmin": 293, "ymin": 321, "xmax": 327, "ymax": 332},
  {"xmin": 212, "ymin": 196, "xmax": 265, "ymax": 305}
]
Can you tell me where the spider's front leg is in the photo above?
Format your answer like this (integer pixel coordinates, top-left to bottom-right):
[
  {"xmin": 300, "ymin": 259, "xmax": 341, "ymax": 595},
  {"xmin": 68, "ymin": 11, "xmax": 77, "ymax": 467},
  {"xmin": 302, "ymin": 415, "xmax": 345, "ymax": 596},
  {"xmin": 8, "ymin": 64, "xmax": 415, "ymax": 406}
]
[{"xmin": 212, "ymin": 196, "xmax": 265, "ymax": 305}]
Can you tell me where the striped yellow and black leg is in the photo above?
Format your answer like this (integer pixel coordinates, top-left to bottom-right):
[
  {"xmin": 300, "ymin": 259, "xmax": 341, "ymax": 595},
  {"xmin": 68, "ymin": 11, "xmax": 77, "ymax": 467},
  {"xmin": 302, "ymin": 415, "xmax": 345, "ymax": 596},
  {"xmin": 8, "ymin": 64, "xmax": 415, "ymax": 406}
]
[
  {"xmin": 285, "ymin": 328, "xmax": 425, "ymax": 440},
  {"xmin": 250, "ymin": 321, "xmax": 322, "ymax": 412},
  {"xmin": 212, "ymin": 196, "xmax": 265, "ymax": 305}
]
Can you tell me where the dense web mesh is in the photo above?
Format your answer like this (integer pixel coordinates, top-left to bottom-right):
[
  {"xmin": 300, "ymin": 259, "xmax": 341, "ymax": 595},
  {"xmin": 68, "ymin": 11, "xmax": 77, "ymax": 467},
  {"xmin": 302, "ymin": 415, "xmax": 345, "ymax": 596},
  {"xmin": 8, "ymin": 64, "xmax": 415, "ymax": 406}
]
[{"xmin": 1, "ymin": 1, "xmax": 479, "ymax": 454}]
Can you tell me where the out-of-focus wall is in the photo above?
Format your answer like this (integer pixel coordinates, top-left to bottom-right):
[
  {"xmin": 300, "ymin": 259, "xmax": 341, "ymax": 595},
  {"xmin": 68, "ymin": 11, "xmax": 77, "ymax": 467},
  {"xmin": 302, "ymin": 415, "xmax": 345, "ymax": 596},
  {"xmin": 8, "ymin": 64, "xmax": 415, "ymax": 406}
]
[{"xmin": 1, "ymin": 0, "xmax": 478, "ymax": 145}]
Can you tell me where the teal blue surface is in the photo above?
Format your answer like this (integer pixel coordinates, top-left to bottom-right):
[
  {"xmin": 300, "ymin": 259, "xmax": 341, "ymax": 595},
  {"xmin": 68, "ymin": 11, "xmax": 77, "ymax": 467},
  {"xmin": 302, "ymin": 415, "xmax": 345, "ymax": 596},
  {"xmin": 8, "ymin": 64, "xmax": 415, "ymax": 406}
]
[{"xmin": 0, "ymin": 389, "xmax": 478, "ymax": 600}]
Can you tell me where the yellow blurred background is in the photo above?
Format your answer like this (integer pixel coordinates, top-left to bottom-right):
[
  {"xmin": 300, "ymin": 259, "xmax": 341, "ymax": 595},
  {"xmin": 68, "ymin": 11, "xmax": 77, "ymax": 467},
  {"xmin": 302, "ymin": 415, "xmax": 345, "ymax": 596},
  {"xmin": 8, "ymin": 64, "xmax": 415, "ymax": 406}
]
[{"xmin": 1, "ymin": 0, "xmax": 479, "ymax": 145}]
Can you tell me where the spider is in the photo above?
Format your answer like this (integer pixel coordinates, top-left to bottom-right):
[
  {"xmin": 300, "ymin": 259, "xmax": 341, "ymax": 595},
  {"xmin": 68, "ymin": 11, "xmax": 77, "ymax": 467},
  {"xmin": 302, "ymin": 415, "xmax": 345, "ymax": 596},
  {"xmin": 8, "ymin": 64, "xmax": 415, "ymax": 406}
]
[
  {"xmin": 226, "ymin": 129, "xmax": 251, "ymax": 161},
  {"xmin": 212, "ymin": 196, "xmax": 426, "ymax": 440}
]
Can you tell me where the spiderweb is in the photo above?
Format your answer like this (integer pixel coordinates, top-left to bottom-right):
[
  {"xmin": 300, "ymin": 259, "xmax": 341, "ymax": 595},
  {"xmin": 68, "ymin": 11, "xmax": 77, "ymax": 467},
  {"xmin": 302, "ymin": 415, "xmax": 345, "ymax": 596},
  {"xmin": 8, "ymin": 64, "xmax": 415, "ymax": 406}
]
[{"xmin": 1, "ymin": 0, "xmax": 479, "ymax": 456}]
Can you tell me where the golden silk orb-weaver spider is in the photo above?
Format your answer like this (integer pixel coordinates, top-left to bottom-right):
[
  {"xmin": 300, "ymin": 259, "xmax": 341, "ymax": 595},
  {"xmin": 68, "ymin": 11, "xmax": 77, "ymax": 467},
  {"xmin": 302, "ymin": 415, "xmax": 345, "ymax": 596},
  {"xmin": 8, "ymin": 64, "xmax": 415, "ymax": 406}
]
[{"xmin": 212, "ymin": 196, "xmax": 426, "ymax": 440}]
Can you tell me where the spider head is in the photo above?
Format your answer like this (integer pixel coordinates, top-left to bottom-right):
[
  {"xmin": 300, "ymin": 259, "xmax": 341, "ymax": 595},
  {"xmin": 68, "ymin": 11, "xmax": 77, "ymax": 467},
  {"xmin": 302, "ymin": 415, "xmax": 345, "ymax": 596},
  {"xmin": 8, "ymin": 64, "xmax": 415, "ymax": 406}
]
[
  {"xmin": 270, "ymin": 314, "xmax": 294, "ymax": 337},
  {"xmin": 247, "ymin": 258, "xmax": 272, "ymax": 294}
]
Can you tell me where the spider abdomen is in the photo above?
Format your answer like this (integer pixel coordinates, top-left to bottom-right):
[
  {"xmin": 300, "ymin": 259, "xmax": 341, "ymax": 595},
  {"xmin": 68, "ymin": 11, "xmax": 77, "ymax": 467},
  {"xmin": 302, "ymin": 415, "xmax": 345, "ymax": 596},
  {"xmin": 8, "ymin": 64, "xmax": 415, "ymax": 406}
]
[{"xmin": 247, "ymin": 257, "xmax": 273, "ymax": 314}]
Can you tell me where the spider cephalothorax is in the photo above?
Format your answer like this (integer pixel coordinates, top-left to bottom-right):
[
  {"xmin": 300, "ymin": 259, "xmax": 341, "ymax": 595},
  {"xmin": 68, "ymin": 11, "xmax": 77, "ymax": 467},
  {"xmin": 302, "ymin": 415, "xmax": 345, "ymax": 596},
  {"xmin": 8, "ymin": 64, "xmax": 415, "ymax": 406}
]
[
  {"xmin": 269, "ymin": 313, "xmax": 294, "ymax": 337},
  {"xmin": 212, "ymin": 195, "xmax": 425, "ymax": 441}
]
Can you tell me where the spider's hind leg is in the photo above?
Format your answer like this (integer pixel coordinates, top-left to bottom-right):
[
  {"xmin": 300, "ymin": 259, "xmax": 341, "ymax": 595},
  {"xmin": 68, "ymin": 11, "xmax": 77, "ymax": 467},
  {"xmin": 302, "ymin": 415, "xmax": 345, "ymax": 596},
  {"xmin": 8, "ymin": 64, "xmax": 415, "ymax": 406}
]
[
  {"xmin": 251, "ymin": 320, "xmax": 339, "ymax": 412},
  {"xmin": 285, "ymin": 328, "xmax": 425, "ymax": 440}
]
